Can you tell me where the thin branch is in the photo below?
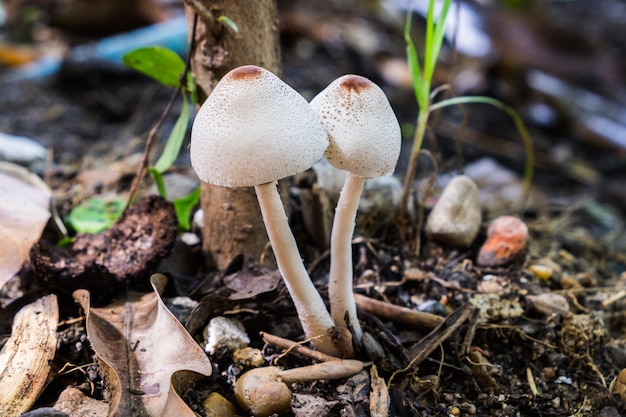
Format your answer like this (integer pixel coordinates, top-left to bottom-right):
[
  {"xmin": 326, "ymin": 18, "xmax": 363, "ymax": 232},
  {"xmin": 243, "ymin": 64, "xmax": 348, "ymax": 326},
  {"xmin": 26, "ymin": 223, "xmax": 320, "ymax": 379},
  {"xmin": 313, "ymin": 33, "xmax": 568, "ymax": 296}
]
[{"xmin": 125, "ymin": 14, "xmax": 199, "ymax": 209}]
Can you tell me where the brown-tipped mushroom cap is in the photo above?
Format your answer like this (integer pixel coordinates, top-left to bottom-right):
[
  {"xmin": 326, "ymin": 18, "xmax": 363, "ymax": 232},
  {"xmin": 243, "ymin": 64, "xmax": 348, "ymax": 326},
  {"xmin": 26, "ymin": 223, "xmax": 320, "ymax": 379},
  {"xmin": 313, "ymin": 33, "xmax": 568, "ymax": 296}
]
[
  {"xmin": 309, "ymin": 74, "xmax": 401, "ymax": 178},
  {"xmin": 190, "ymin": 65, "xmax": 341, "ymax": 356},
  {"xmin": 191, "ymin": 65, "xmax": 329, "ymax": 187}
]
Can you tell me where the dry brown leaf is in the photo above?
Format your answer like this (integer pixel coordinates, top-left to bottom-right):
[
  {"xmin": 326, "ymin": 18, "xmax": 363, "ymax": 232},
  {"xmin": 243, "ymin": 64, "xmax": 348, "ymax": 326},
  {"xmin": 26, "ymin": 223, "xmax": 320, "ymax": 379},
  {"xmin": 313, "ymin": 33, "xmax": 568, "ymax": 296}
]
[
  {"xmin": 0, "ymin": 162, "xmax": 51, "ymax": 288},
  {"xmin": 0, "ymin": 294, "xmax": 58, "ymax": 416},
  {"xmin": 73, "ymin": 274, "xmax": 212, "ymax": 417}
]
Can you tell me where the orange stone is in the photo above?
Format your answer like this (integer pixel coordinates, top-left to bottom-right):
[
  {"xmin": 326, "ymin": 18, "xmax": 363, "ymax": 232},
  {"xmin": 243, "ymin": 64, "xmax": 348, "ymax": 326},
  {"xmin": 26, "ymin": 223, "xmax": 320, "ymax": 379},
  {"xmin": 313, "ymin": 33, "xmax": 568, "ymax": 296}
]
[{"xmin": 477, "ymin": 216, "xmax": 528, "ymax": 266}]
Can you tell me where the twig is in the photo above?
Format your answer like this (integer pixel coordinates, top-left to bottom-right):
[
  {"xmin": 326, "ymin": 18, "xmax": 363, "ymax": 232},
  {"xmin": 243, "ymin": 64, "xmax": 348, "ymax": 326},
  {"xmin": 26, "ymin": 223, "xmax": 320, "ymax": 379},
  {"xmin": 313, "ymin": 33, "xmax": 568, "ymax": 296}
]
[
  {"xmin": 125, "ymin": 87, "xmax": 181, "ymax": 209},
  {"xmin": 260, "ymin": 331, "xmax": 341, "ymax": 363},
  {"xmin": 184, "ymin": 0, "xmax": 216, "ymax": 25},
  {"xmin": 601, "ymin": 289, "xmax": 626, "ymax": 308},
  {"xmin": 387, "ymin": 304, "xmax": 475, "ymax": 389},
  {"xmin": 354, "ymin": 293, "xmax": 443, "ymax": 331}
]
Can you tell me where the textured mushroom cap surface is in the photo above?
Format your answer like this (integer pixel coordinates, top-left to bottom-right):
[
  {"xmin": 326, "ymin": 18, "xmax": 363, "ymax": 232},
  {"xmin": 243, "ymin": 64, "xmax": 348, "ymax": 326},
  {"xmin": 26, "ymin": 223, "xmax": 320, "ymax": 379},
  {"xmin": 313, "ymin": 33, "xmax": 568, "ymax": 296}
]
[
  {"xmin": 190, "ymin": 65, "xmax": 329, "ymax": 187},
  {"xmin": 310, "ymin": 74, "xmax": 401, "ymax": 178}
]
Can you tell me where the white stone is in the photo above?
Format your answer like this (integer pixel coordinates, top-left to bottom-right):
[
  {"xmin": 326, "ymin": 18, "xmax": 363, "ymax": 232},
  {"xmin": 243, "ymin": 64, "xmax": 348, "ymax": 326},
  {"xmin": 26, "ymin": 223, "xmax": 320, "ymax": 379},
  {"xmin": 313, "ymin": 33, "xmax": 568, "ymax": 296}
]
[
  {"xmin": 425, "ymin": 175, "xmax": 481, "ymax": 247},
  {"xmin": 204, "ymin": 316, "xmax": 249, "ymax": 355}
]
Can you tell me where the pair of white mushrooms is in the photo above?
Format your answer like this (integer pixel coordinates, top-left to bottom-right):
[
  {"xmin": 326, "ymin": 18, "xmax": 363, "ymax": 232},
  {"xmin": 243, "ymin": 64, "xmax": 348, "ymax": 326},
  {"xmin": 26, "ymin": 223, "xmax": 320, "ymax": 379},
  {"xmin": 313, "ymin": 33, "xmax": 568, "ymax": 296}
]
[{"xmin": 190, "ymin": 65, "xmax": 401, "ymax": 356}]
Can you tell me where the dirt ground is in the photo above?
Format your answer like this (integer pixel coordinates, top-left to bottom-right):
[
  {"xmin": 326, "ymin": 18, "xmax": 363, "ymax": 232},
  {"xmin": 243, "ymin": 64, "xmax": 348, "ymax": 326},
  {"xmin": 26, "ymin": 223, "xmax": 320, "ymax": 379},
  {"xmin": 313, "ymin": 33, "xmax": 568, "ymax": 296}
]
[{"xmin": 1, "ymin": 0, "xmax": 625, "ymax": 416}]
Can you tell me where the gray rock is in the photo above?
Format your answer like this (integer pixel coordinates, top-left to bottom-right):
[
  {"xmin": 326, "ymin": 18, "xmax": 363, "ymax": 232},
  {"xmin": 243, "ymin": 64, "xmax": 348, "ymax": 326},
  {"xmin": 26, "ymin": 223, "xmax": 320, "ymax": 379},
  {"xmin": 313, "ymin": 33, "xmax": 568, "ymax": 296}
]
[{"xmin": 425, "ymin": 175, "xmax": 481, "ymax": 247}]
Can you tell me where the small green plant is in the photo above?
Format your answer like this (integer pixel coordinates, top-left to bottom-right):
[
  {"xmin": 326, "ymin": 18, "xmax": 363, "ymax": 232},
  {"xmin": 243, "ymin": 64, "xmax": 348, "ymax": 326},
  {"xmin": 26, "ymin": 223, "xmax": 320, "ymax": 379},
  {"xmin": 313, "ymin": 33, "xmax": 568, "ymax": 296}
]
[
  {"xmin": 67, "ymin": 45, "xmax": 202, "ymax": 235},
  {"xmin": 401, "ymin": 0, "xmax": 534, "ymax": 231},
  {"xmin": 121, "ymin": 45, "xmax": 200, "ymax": 230}
]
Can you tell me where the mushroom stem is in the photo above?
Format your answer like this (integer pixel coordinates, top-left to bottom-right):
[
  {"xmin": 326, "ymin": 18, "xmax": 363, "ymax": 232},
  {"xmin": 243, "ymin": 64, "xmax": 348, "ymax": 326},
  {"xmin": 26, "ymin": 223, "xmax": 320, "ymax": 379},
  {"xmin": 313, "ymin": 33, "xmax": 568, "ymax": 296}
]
[
  {"xmin": 278, "ymin": 359, "xmax": 364, "ymax": 384},
  {"xmin": 329, "ymin": 171, "xmax": 365, "ymax": 343},
  {"xmin": 254, "ymin": 181, "xmax": 340, "ymax": 356}
]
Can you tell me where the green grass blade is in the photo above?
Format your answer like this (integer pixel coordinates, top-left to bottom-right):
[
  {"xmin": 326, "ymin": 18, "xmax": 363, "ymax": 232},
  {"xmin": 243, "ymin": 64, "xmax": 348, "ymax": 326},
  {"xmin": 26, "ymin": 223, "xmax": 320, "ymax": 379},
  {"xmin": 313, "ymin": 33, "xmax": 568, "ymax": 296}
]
[
  {"xmin": 431, "ymin": 96, "xmax": 535, "ymax": 210},
  {"xmin": 153, "ymin": 93, "xmax": 190, "ymax": 173},
  {"xmin": 425, "ymin": 0, "xmax": 453, "ymax": 83},
  {"xmin": 404, "ymin": 9, "xmax": 428, "ymax": 110},
  {"xmin": 423, "ymin": 0, "xmax": 436, "ymax": 84}
]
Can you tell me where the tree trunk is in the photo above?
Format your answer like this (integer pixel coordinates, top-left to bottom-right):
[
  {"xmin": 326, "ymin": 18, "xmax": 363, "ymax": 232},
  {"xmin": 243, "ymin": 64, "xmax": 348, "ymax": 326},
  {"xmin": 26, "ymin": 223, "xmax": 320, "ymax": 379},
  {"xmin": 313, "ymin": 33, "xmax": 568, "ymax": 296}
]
[{"xmin": 184, "ymin": 0, "xmax": 281, "ymax": 270}]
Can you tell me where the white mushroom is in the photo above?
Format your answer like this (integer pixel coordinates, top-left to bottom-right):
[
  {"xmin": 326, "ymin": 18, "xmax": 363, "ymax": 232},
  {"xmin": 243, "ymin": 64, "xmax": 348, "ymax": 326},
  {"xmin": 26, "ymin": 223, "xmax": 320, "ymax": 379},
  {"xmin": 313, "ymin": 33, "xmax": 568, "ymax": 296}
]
[
  {"xmin": 190, "ymin": 65, "xmax": 339, "ymax": 355},
  {"xmin": 310, "ymin": 74, "xmax": 401, "ymax": 343}
]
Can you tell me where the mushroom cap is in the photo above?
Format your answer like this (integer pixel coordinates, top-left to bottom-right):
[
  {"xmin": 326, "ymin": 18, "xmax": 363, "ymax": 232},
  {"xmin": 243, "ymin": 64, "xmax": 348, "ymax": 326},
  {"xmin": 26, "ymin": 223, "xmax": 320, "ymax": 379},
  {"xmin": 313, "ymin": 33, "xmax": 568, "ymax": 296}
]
[
  {"xmin": 310, "ymin": 74, "xmax": 401, "ymax": 178},
  {"xmin": 190, "ymin": 65, "xmax": 329, "ymax": 187}
]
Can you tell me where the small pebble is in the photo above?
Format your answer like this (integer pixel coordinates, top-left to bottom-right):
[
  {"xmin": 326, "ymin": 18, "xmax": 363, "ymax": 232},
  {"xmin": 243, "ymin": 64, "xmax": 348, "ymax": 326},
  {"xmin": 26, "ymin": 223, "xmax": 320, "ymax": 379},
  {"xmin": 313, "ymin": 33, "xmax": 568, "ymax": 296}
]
[
  {"xmin": 560, "ymin": 275, "xmax": 582, "ymax": 289},
  {"xmin": 425, "ymin": 175, "xmax": 482, "ymax": 247},
  {"xmin": 526, "ymin": 293, "xmax": 569, "ymax": 317},
  {"xmin": 203, "ymin": 392, "xmax": 237, "ymax": 417},
  {"xmin": 477, "ymin": 216, "xmax": 528, "ymax": 266},
  {"xmin": 449, "ymin": 406, "xmax": 461, "ymax": 416},
  {"xmin": 233, "ymin": 347, "xmax": 265, "ymax": 368},
  {"xmin": 460, "ymin": 402, "xmax": 477, "ymax": 415},
  {"xmin": 529, "ymin": 264, "xmax": 553, "ymax": 281}
]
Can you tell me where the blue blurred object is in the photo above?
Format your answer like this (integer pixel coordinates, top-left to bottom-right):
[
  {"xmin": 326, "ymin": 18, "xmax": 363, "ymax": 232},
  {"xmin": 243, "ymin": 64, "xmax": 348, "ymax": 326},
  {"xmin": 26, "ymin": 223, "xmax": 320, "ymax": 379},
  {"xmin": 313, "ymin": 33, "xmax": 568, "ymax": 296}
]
[{"xmin": 7, "ymin": 14, "xmax": 188, "ymax": 81}]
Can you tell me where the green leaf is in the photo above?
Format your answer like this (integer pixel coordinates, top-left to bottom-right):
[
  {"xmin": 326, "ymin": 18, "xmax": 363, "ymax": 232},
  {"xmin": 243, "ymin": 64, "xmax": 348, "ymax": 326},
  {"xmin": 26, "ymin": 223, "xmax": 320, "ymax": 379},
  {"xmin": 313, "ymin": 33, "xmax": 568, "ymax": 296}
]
[
  {"xmin": 173, "ymin": 188, "xmax": 200, "ymax": 230},
  {"xmin": 423, "ymin": 0, "xmax": 436, "ymax": 84},
  {"xmin": 425, "ymin": 0, "xmax": 453, "ymax": 82},
  {"xmin": 122, "ymin": 46, "xmax": 185, "ymax": 88},
  {"xmin": 153, "ymin": 94, "xmax": 190, "ymax": 173},
  {"xmin": 67, "ymin": 196, "xmax": 126, "ymax": 234},
  {"xmin": 148, "ymin": 167, "xmax": 168, "ymax": 200},
  {"xmin": 404, "ymin": 11, "xmax": 428, "ymax": 110}
]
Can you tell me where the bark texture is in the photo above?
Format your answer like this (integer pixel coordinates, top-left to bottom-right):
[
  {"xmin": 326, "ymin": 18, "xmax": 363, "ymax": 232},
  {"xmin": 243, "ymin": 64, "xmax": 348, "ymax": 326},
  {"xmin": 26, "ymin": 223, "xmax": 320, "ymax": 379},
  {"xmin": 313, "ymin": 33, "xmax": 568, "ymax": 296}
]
[{"xmin": 185, "ymin": 0, "xmax": 281, "ymax": 269}]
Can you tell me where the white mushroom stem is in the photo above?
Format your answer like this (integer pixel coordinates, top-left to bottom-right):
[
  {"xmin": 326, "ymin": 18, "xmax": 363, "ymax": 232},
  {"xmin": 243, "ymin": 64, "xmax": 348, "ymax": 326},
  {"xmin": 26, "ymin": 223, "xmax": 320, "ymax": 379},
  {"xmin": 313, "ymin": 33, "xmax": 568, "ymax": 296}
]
[
  {"xmin": 255, "ymin": 181, "xmax": 340, "ymax": 356},
  {"xmin": 329, "ymin": 172, "xmax": 365, "ymax": 343}
]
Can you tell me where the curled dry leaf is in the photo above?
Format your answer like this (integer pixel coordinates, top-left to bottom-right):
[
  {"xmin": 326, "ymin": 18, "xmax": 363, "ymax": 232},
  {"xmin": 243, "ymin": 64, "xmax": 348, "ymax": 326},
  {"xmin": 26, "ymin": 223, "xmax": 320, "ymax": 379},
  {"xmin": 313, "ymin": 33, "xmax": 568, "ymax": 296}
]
[
  {"xmin": 0, "ymin": 294, "xmax": 58, "ymax": 417},
  {"xmin": 73, "ymin": 274, "xmax": 212, "ymax": 417},
  {"xmin": 0, "ymin": 162, "xmax": 51, "ymax": 287}
]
